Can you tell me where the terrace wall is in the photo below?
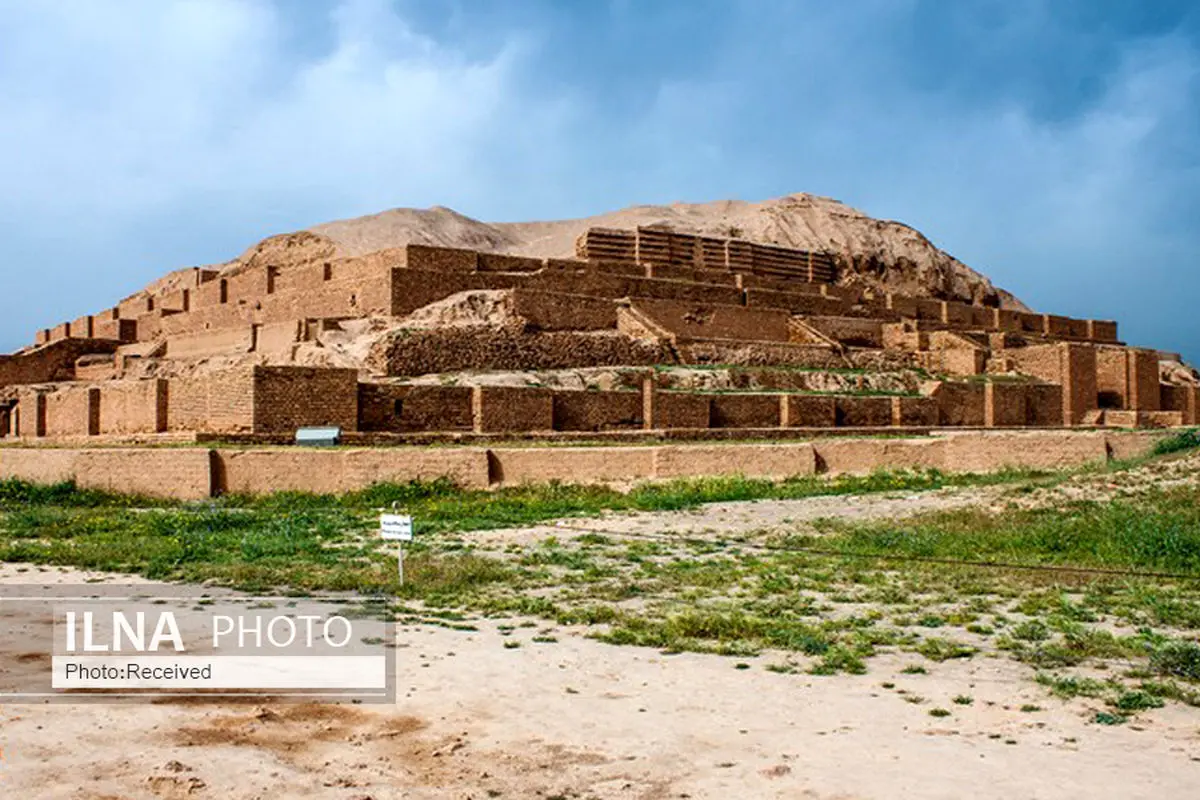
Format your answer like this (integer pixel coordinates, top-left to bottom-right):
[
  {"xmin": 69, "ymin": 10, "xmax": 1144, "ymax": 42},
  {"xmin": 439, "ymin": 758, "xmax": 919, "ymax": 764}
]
[
  {"xmin": 551, "ymin": 390, "xmax": 643, "ymax": 431},
  {"xmin": 472, "ymin": 386, "xmax": 554, "ymax": 433},
  {"xmin": 359, "ymin": 384, "xmax": 474, "ymax": 433},
  {"xmin": 167, "ymin": 369, "xmax": 256, "ymax": 433},
  {"xmin": 927, "ymin": 382, "xmax": 986, "ymax": 427},
  {"xmin": 252, "ymin": 366, "xmax": 359, "ymax": 434},
  {"xmin": 1095, "ymin": 346, "xmax": 1160, "ymax": 412},
  {"xmin": 99, "ymin": 380, "xmax": 168, "ymax": 435},
  {"xmin": 44, "ymin": 386, "xmax": 99, "ymax": 437},
  {"xmin": 0, "ymin": 339, "xmax": 119, "ymax": 388},
  {"xmin": 630, "ymin": 299, "xmax": 792, "ymax": 342}
]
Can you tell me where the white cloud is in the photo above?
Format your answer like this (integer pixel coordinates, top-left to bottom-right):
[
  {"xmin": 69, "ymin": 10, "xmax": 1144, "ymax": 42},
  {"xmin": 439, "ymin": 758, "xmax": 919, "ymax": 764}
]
[{"xmin": 0, "ymin": 0, "xmax": 573, "ymax": 227}]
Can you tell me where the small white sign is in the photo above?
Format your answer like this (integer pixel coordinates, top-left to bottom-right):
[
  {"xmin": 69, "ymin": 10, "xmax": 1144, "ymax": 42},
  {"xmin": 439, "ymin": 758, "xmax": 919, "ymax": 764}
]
[{"xmin": 380, "ymin": 514, "xmax": 413, "ymax": 541}]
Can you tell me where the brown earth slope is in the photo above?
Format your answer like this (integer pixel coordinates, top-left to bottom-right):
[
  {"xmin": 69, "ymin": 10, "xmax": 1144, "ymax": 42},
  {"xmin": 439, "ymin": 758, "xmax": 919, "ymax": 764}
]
[
  {"xmin": 308, "ymin": 194, "xmax": 1025, "ymax": 309},
  {"xmin": 122, "ymin": 193, "xmax": 1021, "ymax": 312}
]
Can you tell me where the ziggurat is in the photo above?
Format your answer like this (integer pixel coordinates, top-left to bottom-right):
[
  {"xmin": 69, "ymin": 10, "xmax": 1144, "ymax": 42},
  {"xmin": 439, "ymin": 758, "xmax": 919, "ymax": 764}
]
[{"xmin": 1, "ymin": 225, "xmax": 1195, "ymax": 451}]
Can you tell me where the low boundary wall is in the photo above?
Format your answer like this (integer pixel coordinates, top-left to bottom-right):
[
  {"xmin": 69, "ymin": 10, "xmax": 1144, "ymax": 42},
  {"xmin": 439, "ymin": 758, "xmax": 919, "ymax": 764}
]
[{"xmin": 0, "ymin": 429, "xmax": 1170, "ymax": 499}]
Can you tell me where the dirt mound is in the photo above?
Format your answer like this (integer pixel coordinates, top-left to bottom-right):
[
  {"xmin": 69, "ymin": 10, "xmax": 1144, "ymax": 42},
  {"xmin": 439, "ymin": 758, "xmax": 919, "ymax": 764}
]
[
  {"xmin": 311, "ymin": 205, "xmax": 522, "ymax": 256},
  {"xmin": 161, "ymin": 193, "xmax": 1024, "ymax": 311},
  {"xmin": 303, "ymin": 193, "xmax": 1026, "ymax": 309}
]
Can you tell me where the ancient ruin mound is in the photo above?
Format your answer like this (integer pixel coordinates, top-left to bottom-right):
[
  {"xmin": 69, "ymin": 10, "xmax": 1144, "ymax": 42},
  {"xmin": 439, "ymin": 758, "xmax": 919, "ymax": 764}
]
[
  {"xmin": 308, "ymin": 194, "xmax": 1022, "ymax": 309},
  {"xmin": 2, "ymin": 192, "xmax": 1196, "ymax": 449}
]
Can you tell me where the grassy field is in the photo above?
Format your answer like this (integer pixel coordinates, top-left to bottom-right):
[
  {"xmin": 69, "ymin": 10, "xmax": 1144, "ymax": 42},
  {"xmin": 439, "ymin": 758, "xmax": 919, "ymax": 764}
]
[{"xmin": 2, "ymin": 430, "xmax": 1199, "ymax": 721}]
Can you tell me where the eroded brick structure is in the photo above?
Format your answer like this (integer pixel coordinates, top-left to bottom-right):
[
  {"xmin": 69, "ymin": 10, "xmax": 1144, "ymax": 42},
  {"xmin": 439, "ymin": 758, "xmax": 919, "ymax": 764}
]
[{"xmin": 2, "ymin": 225, "xmax": 1195, "ymax": 445}]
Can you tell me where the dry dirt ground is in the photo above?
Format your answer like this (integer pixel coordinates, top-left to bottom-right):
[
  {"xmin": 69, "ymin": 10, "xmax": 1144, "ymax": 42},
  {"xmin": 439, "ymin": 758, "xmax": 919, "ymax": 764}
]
[{"xmin": 2, "ymin": 461, "xmax": 1199, "ymax": 799}]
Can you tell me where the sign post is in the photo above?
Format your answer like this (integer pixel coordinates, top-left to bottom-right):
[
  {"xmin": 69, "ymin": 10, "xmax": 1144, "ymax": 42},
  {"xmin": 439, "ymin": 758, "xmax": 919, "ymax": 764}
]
[{"xmin": 379, "ymin": 507, "xmax": 414, "ymax": 586}]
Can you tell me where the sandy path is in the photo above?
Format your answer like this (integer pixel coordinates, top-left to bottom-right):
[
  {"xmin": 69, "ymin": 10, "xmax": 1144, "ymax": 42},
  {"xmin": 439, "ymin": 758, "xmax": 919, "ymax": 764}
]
[
  {"xmin": 2, "ymin": 563, "xmax": 1197, "ymax": 799},
  {"xmin": 471, "ymin": 486, "xmax": 1002, "ymax": 547}
]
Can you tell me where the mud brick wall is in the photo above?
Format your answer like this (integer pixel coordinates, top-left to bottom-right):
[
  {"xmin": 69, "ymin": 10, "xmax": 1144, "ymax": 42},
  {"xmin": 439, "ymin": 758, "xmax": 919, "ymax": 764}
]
[
  {"xmin": 99, "ymin": 380, "xmax": 168, "ymax": 435},
  {"xmin": 940, "ymin": 302, "xmax": 974, "ymax": 327},
  {"xmin": 530, "ymin": 269, "xmax": 745, "ymax": 307},
  {"xmin": 251, "ymin": 366, "xmax": 358, "ymax": 433},
  {"xmin": 217, "ymin": 448, "xmax": 490, "ymax": 494},
  {"xmin": 358, "ymin": 384, "xmax": 473, "ymax": 433},
  {"xmin": 781, "ymin": 394, "xmax": 836, "ymax": 427},
  {"xmin": 43, "ymin": 385, "xmax": 99, "ymax": 437},
  {"xmin": 0, "ymin": 339, "xmax": 117, "ymax": 388},
  {"xmin": 492, "ymin": 446, "xmax": 656, "ymax": 484},
  {"xmin": 1043, "ymin": 315, "xmax": 1072, "ymax": 337},
  {"xmin": 159, "ymin": 289, "xmax": 190, "ymax": 313},
  {"xmin": 381, "ymin": 328, "xmax": 669, "ymax": 377},
  {"xmin": 1007, "ymin": 344, "xmax": 1066, "ymax": 383},
  {"xmin": 166, "ymin": 327, "xmax": 254, "ymax": 358},
  {"xmin": 803, "ymin": 317, "xmax": 884, "ymax": 348},
  {"xmin": 1160, "ymin": 385, "xmax": 1199, "ymax": 425},
  {"xmin": 477, "ymin": 253, "xmax": 544, "ymax": 273},
  {"xmin": 892, "ymin": 396, "xmax": 938, "ymax": 426},
  {"xmin": 993, "ymin": 309, "xmax": 1021, "ymax": 332},
  {"xmin": 835, "ymin": 396, "xmax": 894, "ymax": 427},
  {"xmin": 943, "ymin": 431, "xmax": 1108, "ymax": 473},
  {"xmin": 929, "ymin": 382, "xmax": 986, "ymax": 427},
  {"xmin": 574, "ymin": 228, "xmax": 637, "ymax": 262},
  {"xmin": 1016, "ymin": 313, "xmax": 1044, "ymax": 334},
  {"xmin": 882, "ymin": 324, "xmax": 926, "ymax": 352},
  {"xmin": 911, "ymin": 298, "xmax": 943, "ymax": 322},
  {"xmin": 744, "ymin": 289, "xmax": 847, "ymax": 316},
  {"xmin": 549, "ymin": 257, "xmax": 644, "ymax": 278},
  {"xmin": 1095, "ymin": 347, "xmax": 1128, "ymax": 409},
  {"xmin": 168, "ymin": 369, "xmax": 256, "ymax": 433},
  {"xmin": 511, "ymin": 290, "xmax": 618, "ymax": 331},
  {"xmin": 709, "ymin": 394, "xmax": 781, "ymax": 428},
  {"xmin": 70, "ymin": 315, "xmax": 94, "ymax": 338},
  {"xmin": 152, "ymin": 260, "xmax": 393, "ymax": 344},
  {"xmin": 678, "ymin": 340, "xmax": 845, "ymax": 370},
  {"xmin": 0, "ymin": 448, "xmax": 214, "ymax": 500},
  {"xmin": 117, "ymin": 295, "xmax": 154, "ymax": 320},
  {"xmin": 921, "ymin": 348, "xmax": 986, "ymax": 376},
  {"xmin": 1088, "ymin": 320, "xmax": 1119, "ymax": 343},
  {"xmin": 1061, "ymin": 344, "xmax": 1098, "ymax": 425},
  {"xmin": 1128, "ymin": 349, "xmax": 1161, "ymax": 412},
  {"xmin": 631, "ymin": 299, "xmax": 792, "ymax": 343},
  {"xmin": 135, "ymin": 310, "xmax": 169, "ymax": 341},
  {"xmin": 192, "ymin": 278, "xmax": 226, "ymax": 309},
  {"xmin": 13, "ymin": 390, "xmax": 46, "ymax": 437},
  {"xmin": 254, "ymin": 320, "xmax": 304, "ymax": 353},
  {"xmin": 1064, "ymin": 318, "xmax": 1090, "ymax": 339},
  {"xmin": 1025, "ymin": 384, "xmax": 1064, "ymax": 427},
  {"xmin": 551, "ymin": 390, "xmax": 643, "ymax": 431},
  {"xmin": 885, "ymin": 294, "xmax": 920, "ymax": 318},
  {"xmin": 654, "ymin": 392, "xmax": 712, "ymax": 429},
  {"xmin": 654, "ymin": 443, "xmax": 817, "ymax": 479},
  {"xmin": 815, "ymin": 438, "xmax": 947, "ymax": 474},
  {"xmin": 985, "ymin": 383, "xmax": 1027, "ymax": 427},
  {"xmin": 645, "ymin": 263, "xmax": 738, "ymax": 286},
  {"xmin": 403, "ymin": 244, "xmax": 480, "ymax": 272},
  {"xmin": 472, "ymin": 386, "xmax": 553, "ymax": 433},
  {"xmin": 93, "ymin": 318, "xmax": 137, "ymax": 342},
  {"xmin": 390, "ymin": 268, "xmax": 506, "ymax": 317},
  {"xmin": 1094, "ymin": 347, "xmax": 1159, "ymax": 412}
]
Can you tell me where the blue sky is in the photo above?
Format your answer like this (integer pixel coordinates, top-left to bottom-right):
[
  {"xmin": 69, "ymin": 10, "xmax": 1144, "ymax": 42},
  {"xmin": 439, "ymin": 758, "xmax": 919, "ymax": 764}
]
[{"xmin": 1, "ymin": 0, "xmax": 1197, "ymax": 361}]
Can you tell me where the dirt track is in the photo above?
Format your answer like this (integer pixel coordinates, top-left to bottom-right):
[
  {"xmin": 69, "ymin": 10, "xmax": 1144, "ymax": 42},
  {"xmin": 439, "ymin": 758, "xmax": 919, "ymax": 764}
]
[{"xmin": 3, "ymin": 571, "xmax": 1197, "ymax": 800}]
